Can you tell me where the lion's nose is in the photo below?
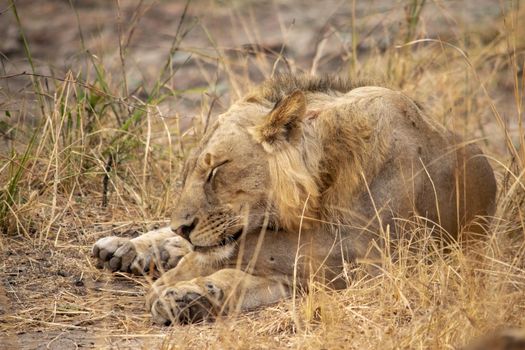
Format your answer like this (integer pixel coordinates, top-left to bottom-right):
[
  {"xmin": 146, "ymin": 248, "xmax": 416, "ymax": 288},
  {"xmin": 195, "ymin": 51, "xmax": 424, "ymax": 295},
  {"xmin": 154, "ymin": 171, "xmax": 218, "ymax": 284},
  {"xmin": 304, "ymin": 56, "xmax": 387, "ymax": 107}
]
[{"xmin": 171, "ymin": 217, "xmax": 198, "ymax": 242}]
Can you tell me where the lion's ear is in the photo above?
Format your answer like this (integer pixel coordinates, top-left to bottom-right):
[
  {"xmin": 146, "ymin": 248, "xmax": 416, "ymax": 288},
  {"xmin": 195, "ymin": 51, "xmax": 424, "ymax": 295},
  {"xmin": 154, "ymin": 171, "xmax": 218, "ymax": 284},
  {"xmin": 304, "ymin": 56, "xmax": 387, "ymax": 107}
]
[{"xmin": 250, "ymin": 90, "xmax": 306, "ymax": 152}]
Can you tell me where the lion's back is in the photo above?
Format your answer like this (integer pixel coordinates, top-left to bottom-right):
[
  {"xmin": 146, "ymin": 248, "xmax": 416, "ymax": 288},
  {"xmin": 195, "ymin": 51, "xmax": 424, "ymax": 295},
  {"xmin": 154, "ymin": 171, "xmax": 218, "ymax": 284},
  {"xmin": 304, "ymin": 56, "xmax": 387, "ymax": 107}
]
[{"xmin": 330, "ymin": 86, "xmax": 496, "ymax": 238}]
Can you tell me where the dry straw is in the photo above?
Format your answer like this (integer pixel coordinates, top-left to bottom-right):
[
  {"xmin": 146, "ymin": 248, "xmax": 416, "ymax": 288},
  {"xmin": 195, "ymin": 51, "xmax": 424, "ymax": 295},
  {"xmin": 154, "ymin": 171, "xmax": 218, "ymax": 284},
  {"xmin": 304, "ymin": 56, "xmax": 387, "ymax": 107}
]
[{"xmin": 0, "ymin": 0, "xmax": 524, "ymax": 349}]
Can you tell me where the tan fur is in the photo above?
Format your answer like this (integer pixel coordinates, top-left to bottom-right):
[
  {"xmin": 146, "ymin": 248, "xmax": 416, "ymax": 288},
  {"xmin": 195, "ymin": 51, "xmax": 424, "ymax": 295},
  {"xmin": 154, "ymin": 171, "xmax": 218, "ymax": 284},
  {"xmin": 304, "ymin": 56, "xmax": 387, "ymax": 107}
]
[{"xmin": 95, "ymin": 75, "xmax": 497, "ymax": 325}]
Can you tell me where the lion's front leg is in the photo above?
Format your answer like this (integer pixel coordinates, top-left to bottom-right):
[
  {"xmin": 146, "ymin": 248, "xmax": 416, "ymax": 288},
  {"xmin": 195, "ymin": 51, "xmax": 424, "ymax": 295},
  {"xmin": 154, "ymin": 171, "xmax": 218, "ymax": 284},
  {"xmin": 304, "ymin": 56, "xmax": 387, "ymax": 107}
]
[
  {"xmin": 147, "ymin": 268, "xmax": 289, "ymax": 325},
  {"xmin": 92, "ymin": 226, "xmax": 192, "ymax": 274}
]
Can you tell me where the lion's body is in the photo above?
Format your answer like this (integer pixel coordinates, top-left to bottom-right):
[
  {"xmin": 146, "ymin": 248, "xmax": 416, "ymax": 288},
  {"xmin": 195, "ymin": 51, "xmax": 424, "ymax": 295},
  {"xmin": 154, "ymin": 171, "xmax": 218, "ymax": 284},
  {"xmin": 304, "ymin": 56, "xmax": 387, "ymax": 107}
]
[
  {"xmin": 93, "ymin": 75, "xmax": 497, "ymax": 325},
  {"xmin": 248, "ymin": 82, "xmax": 496, "ymax": 241}
]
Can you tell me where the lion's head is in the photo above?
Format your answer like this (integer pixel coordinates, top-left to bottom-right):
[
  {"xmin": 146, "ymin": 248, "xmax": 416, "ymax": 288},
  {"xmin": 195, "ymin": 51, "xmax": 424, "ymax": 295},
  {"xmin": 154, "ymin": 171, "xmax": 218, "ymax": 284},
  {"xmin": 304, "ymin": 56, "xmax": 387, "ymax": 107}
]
[
  {"xmin": 170, "ymin": 101, "xmax": 272, "ymax": 256},
  {"xmin": 171, "ymin": 76, "xmax": 370, "ymax": 258}
]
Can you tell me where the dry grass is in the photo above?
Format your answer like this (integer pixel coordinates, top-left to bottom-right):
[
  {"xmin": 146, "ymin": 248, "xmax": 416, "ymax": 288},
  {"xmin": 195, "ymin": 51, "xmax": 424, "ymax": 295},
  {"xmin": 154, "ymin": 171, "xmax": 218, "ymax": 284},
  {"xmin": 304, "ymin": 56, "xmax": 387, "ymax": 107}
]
[{"xmin": 0, "ymin": 0, "xmax": 524, "ymax": 349}]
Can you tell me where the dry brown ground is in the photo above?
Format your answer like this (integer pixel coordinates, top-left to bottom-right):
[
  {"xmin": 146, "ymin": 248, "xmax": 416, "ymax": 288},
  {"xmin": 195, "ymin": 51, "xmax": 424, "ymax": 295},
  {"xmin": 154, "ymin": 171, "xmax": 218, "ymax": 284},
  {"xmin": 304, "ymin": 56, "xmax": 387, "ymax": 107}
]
[{"xmin": 0, "ymin": 1, "xmax": 524, "ymax": 349}]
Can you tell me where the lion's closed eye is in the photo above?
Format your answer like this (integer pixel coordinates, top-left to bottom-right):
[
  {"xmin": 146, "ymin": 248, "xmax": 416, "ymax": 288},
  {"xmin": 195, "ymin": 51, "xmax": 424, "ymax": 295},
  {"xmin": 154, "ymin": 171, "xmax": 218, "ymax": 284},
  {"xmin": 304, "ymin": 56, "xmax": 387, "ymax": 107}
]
[{"xmin": 206, "ymin": 160, "xmax": 230, "ymax": 185}]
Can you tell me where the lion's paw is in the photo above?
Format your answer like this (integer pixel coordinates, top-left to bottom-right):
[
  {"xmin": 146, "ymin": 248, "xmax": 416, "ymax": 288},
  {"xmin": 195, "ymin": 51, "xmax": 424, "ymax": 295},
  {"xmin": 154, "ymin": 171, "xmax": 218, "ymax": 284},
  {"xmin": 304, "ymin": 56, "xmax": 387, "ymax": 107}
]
[
  {"xmin": 93, "ymin": 236, "xmax": 151, "ymax": 274},
  {"xmin": 109, "ymin": 240, "xmax": 153, "ymax": 274},
  {"xmin": 92, "ymin": 236, "xmax": 129, "ymax": 269},
  {"xmin": 148, "ymin": 281, "xmax": 223, "ymax": 326},
  {"xmin": 158, "ymin": 236, "xmax": 193, "ymax": 271}
]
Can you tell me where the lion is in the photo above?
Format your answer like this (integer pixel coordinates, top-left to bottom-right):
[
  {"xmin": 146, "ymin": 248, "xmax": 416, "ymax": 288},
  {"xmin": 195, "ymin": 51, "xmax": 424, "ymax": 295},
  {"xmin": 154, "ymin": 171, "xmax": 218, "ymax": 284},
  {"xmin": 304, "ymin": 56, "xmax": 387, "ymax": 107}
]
[{"xmin": 93, "ymin": 74, "xmax": 497, "ymax": 325}]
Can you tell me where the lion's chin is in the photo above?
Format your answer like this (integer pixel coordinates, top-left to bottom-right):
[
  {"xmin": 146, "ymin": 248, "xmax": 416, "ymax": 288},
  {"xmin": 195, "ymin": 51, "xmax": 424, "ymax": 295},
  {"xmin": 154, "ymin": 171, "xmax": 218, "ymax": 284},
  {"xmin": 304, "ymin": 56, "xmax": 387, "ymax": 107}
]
[
  {"xmin": 192, "ymin": 241, "xmax": 238, "ymax": 265},
  {"xmin": 192, "ymin": 229, "xmax": 243, "ymax": 253}
]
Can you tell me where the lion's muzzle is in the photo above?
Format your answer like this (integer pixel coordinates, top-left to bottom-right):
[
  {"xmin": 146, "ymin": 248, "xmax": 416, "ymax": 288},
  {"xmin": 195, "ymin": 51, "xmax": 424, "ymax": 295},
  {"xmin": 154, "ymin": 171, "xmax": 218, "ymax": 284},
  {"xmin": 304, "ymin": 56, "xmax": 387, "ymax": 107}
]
[{"xmin": 172, "ymin": 217, "xmax": 198, "ymax": 242}]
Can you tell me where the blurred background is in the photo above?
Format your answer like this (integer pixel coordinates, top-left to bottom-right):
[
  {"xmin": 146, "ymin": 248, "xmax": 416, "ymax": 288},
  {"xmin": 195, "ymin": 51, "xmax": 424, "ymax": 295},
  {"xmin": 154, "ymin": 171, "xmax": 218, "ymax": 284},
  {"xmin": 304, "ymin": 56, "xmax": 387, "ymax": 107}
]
[{"xmin": 1, "ymin": 1, "xmax": 522, "ymax": 137}]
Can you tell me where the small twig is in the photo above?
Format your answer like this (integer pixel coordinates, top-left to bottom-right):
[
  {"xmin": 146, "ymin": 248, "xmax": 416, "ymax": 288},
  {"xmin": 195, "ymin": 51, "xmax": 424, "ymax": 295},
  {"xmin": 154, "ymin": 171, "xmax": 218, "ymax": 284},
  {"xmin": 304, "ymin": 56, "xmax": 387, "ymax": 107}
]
[
  {"xmin": 115, "ymin": 0, "xmax": 129, "ymax": 96},
  {"xmin": 0, "ymin": 3, "xmax": 13, "ymax": 15},
  {"xmin": 203, "ymin": 93, "xmax": 219, "ymax": 134},
  {"xmin": 102, "ymin": 153, "xmax": 114, "ymax": 207}
]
